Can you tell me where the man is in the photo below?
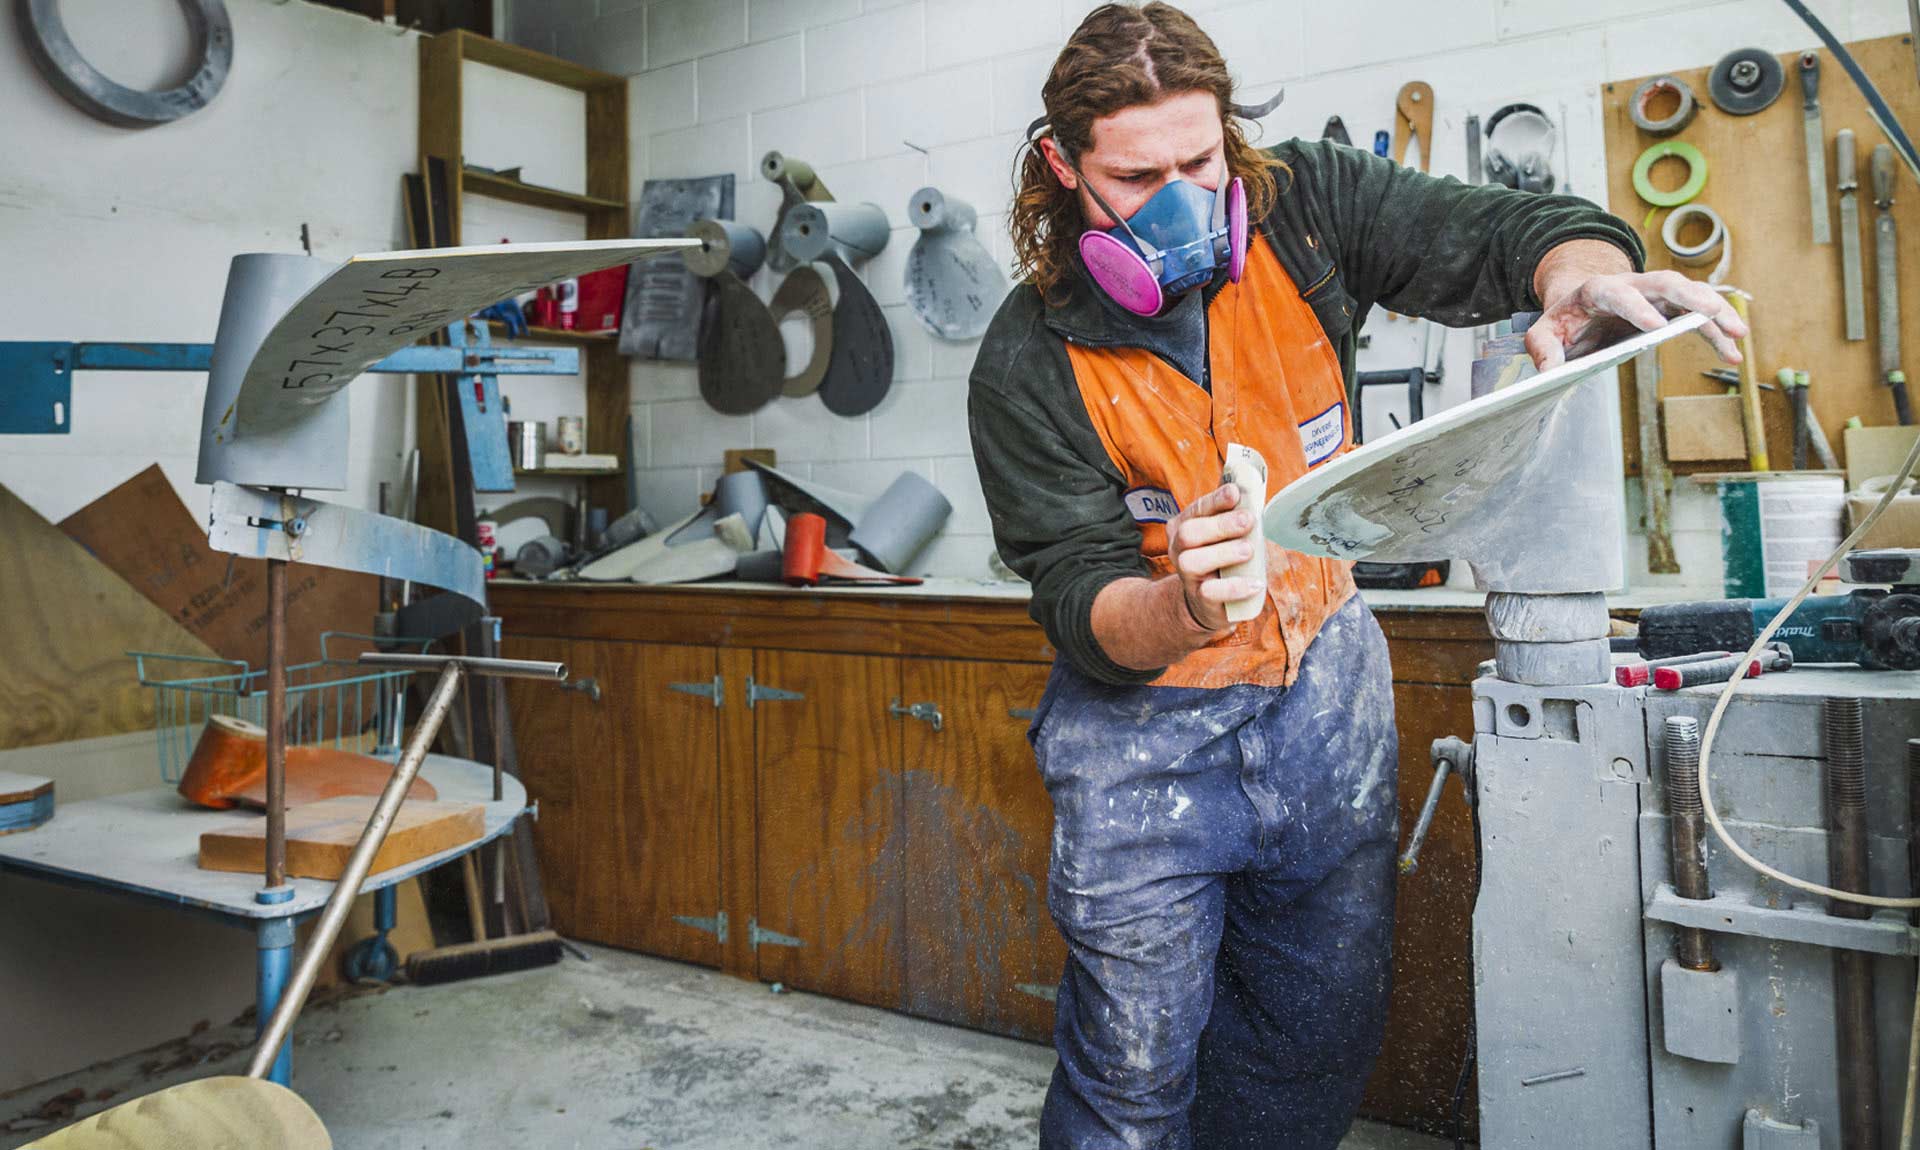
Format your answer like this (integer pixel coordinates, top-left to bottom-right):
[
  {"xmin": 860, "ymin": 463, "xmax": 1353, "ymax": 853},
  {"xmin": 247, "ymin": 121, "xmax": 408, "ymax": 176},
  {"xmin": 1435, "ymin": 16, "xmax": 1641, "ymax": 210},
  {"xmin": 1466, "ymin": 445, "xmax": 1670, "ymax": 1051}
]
[{"xmin": 968, "ymin": 5, "xmax": 1744, "ymax": 1148}]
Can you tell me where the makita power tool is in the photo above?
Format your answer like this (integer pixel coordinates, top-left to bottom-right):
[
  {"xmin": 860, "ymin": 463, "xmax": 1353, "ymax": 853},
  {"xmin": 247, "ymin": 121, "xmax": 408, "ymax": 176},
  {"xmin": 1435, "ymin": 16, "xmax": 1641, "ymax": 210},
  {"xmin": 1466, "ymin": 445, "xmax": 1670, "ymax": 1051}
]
[{"xmin": 1637, "ymin": 549, "xmax": 1920, "ymax": 670}]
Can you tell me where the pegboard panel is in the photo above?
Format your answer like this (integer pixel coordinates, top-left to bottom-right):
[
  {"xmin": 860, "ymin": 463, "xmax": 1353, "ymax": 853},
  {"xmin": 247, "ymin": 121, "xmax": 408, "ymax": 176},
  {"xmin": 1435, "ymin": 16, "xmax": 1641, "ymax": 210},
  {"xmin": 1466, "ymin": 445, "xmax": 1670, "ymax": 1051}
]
[{"xmin": 1603, "ymin": 33, "xmax": 1919, "ymax": 475}]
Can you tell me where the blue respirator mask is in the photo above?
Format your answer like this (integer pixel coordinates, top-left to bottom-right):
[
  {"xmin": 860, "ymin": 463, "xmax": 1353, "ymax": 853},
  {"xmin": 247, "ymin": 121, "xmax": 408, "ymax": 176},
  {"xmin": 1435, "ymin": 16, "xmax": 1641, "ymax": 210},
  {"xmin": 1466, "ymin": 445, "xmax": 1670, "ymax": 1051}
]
[{"xmin": 1026, "ymin": 89, "xmax": 1281, "ymax": 316}]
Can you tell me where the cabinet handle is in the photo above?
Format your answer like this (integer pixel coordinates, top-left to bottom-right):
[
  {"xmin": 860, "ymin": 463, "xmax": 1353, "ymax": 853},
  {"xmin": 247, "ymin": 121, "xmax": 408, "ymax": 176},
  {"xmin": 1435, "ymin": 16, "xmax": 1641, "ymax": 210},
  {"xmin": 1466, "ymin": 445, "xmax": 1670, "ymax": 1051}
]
[
  {"xmin": 560, "ymin": 677, "xmax": 601, "ymax": 703},
  {"xmin": 888, "ymin": 698, "xmax": 944, "ymax": 731},
  {"xmin": 1008, "ymin": 707, "xmax": 1038, "ymax": 721}
]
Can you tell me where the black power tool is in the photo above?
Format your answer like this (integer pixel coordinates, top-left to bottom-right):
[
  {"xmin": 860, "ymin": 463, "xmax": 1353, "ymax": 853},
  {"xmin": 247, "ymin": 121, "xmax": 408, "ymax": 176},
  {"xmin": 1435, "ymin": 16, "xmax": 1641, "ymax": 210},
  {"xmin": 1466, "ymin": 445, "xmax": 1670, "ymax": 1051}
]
[{"xmin": 1637, "ymin": 549, "xmax": 1920, "ymax": 670}]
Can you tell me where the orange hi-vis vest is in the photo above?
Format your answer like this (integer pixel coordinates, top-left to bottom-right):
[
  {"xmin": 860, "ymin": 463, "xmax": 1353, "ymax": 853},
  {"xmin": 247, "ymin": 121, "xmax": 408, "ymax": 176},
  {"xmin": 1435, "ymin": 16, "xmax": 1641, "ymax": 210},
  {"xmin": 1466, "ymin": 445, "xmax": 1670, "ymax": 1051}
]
[{"xmin": 1064, "ymin": 236, "xmax": 1357, "ymax": 690}]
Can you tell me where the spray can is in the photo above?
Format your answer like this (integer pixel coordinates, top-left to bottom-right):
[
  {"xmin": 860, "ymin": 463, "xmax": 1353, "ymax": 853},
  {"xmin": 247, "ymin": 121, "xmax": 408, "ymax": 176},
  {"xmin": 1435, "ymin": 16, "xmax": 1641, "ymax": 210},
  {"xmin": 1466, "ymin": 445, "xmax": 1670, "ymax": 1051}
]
[{"xmin": 557, "ymin": 277, "xmax": 579, "ymax": 330}]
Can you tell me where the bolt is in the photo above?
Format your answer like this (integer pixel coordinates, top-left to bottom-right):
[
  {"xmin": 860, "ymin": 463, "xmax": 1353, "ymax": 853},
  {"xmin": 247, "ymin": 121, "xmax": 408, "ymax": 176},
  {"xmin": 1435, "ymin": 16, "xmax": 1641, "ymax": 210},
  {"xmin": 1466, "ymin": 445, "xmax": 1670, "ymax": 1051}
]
[
  {"xmin": 1612, "ymin": 757, "xmax": 1636, "ymax": 780},
  {"xmin": 1731, "ymin": 59, "xmax": 1761, "ymax": 89}
]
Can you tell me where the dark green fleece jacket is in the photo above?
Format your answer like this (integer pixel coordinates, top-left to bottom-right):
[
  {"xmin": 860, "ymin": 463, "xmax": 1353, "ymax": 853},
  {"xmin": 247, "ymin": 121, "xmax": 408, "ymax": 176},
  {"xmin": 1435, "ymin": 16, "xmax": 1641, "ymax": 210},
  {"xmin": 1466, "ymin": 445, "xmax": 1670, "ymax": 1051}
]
[{"xmin": 968, "ymin": 138, "xmax": 1645, "ymax": 686}]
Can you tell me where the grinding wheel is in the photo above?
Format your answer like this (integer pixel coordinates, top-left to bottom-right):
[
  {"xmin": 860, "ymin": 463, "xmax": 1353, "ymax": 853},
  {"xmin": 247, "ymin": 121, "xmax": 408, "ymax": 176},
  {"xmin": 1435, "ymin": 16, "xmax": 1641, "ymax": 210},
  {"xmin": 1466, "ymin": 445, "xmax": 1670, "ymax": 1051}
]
[
  {"xmin": 1708, "ymin": 47, "xmax": 1785, "ymax": 115},
  {"xmin": 769, "ymin": 264, "xmax": 836, "ymax": 396},
  {"xmin": 818, "ymin": 256, "xmax": 895, "ymax": 417},
  {"xmin": 697, "ymin": 274, "xmax": 785, "ymax": 415}
]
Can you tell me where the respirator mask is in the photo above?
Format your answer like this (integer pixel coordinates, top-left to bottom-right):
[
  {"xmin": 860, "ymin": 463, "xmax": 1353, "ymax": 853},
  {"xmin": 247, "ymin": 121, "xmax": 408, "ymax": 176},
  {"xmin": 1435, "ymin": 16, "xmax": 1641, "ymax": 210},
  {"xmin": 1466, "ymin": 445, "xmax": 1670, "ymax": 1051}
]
[{"xmin": 1027, "ymin": 89, "xmax": 1282, "ymax": 317}]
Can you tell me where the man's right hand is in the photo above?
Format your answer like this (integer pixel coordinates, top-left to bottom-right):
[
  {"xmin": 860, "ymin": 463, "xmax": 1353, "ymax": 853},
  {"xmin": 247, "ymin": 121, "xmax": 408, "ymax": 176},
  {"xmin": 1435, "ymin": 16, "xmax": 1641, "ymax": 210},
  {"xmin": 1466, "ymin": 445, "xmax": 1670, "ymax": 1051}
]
[{"xmin": 1167, "ymin": 483, "xmax": 1261, "ymax": 633}]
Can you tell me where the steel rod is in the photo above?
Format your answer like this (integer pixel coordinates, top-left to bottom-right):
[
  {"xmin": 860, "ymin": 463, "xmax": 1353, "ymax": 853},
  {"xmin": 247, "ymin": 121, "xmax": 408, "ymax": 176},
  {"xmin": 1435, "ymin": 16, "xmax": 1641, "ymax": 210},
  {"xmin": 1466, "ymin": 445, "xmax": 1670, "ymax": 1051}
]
[
  {"xmin": 1827, "ymin": 696, "xmax": 1883, "ymax": 1150},
  {"xmin": 245, "ymin": 661, "xmax": 465, "ymax": 1080},
  {"xmin": 264, "ymin": 557, "xmax": 288, "ymax": 890},
  {"xmin": 358, "ymin": 651, "xmax": 565, "ymax": 680}
]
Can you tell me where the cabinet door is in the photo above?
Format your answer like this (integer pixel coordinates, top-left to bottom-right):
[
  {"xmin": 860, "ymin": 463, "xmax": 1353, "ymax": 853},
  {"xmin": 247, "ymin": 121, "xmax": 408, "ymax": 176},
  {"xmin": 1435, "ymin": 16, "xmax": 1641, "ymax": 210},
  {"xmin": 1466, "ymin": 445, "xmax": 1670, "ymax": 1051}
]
[
  {"xmin": 504, "ymin": 638, "xmax": 723, "ymax": 967},
  {"xmin": 900, "ymin": 659, "xmax": 1062, "ymax": 1043},
  {"xmin": 502, "ymin": 635, "xmax": 584, "ymax": 931},
  {"xmin": 752, "ymin": 650, "xmax": 904, "ymax": 1009},
  {"xmin": 575, "ymin": 640, "xmax": 724, "ymax": 966}
]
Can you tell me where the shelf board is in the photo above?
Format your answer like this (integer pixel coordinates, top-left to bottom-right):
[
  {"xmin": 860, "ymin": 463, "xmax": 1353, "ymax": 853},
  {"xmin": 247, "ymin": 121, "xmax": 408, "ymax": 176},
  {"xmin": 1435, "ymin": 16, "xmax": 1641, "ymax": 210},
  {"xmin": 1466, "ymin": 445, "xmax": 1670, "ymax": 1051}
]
[
  {"xmin": 464, "ymin": 169, "xmax": 625, "ymax": 215},
  {"xmin": 485, "ymin": 320, "xmax": 617, "ymax": 348},
  {"xmin": 455, "ymin": 30, "xmax": 623, "ymax": 92}
]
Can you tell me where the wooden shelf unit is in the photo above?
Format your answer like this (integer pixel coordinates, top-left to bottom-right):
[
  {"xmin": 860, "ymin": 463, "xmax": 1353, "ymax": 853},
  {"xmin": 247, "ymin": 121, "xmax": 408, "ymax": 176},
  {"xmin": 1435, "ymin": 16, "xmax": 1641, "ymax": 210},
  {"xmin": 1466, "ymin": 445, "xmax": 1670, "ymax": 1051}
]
[{"xmin": 416, "ymin": 29, "xmax": 631, "ymax": 536}]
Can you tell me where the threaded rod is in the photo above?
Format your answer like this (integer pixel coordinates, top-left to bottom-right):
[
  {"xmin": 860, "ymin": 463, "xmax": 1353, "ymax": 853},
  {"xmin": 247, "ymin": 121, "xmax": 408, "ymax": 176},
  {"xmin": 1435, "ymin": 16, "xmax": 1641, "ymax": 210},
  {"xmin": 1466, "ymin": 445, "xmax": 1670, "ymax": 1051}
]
[
  {"xmin": 1663, "ymin": 716, "xmax": 1717, "ymax": 971},
  {"xmin": 1825, "ymin": 696, "xmax": 1881, "ymax": 1150}
]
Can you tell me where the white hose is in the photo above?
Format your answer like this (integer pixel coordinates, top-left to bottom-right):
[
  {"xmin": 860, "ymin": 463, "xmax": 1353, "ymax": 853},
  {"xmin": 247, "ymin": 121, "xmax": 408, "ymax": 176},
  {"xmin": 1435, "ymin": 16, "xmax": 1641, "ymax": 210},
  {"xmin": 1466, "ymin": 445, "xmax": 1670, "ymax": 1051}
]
[{"xmin": 1696, "ymin": 425, "xmax": 1920, "ymax": 908}]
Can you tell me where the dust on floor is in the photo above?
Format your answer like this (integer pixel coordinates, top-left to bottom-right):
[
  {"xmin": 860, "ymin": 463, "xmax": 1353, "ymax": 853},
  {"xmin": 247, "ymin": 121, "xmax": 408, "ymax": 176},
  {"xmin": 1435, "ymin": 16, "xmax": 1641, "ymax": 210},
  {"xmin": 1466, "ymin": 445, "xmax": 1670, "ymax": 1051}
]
[{"xmin": 0, "ymin": 944, "xmax": 1451, "ymax": 1149}]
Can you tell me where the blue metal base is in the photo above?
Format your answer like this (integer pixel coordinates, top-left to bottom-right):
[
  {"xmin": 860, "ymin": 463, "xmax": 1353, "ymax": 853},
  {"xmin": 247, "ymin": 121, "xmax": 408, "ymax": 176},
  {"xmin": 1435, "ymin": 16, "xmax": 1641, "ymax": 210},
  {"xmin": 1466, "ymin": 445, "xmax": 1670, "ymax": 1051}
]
[
  {"xmin": 0, "ymin": 335, "xmax": 579, "ymax": 435},
  {"xmin": 255, "ymin": 884, "xmax": 296, "ymax": 1086}
]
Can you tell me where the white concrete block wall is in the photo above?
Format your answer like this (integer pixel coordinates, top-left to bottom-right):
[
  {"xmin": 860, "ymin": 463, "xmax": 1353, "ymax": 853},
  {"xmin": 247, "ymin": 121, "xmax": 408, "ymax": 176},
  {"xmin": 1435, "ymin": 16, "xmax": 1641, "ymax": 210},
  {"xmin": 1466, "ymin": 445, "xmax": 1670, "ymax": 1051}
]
[{"xmin": 508, "ymin": 0, "xmax": 1909, "ymax": 587}]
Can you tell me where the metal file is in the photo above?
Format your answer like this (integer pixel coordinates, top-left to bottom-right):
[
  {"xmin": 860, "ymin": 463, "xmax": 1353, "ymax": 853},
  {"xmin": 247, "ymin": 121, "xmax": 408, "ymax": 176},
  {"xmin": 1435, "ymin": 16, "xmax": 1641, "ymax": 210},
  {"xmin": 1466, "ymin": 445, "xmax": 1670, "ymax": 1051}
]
[
  {"xmin": 1801, "ymin": 53, "xmax": 1831, "ymax": 244},
  {"xmin": 1838, "ymin": 128, "xmax": 1867, "ymax": 340}
]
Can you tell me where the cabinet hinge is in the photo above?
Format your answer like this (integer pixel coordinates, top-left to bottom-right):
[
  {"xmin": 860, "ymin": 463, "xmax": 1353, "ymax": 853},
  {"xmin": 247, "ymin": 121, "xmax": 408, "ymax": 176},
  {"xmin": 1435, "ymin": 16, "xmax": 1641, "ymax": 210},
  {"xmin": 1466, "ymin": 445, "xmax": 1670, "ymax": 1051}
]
[
  {"xmin": 888, "ymin": 698, "xmax": 944, "ymax": 731},
  {"xmin": 668, "ymin": 675, "xmax": 724, "ymax": 708},
  {"xmin": 1014, "ymin": 983, "xmax": 1058, "ymax": 1002},
  {"xmin": 672, "ymin": 910, "xmax": 727, "ymax": 942},
  {"xmin": 746, "ymin": 677, "xmax": 804, "ymax": 707},
  {"xmin": 748, "ymin": 918, "xmax": 804, "ymax": 949}
]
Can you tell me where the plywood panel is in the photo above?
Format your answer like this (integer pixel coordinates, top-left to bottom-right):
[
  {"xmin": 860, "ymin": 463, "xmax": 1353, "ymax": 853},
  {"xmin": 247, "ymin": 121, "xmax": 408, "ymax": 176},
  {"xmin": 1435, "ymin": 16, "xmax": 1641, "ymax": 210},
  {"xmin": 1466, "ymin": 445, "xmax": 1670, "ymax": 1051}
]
[
  {"xmin": 59, "ymin": 464, "xmax": 376, "ymax": 671},
  {"xmin": 900, "ymin": 659, "xmax": 1062, "ymax": 1043},
  {"xmin": 1605, "ymin": 34, "xmax": 1920, "ymax": 475},
  {"xmin": 1360, "ymin": 682, "xmax": 1480, "ymax": 1137},
  {"xmin": 753, "ymin": 650, "xmax": 904, "ymax": 1008},
  {"xmin": 0, "ymin": 481, "xmax": 218, "ymax": 751}
]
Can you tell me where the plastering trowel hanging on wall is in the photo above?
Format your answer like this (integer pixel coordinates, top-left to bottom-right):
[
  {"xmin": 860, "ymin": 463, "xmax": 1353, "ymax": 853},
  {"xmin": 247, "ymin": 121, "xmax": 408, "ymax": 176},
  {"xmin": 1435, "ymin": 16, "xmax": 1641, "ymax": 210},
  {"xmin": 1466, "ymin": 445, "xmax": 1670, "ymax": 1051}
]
[
  {"xmin": 778, "ymin": 199, "xmax": 895, "ymax": 417},
  {"xmin": 904, "ymin": 186, "xmax": 1010, "ymax": 340},
  {"xmin": 684, "ymin": 218, "xmax": 786, "ymax": 415}
]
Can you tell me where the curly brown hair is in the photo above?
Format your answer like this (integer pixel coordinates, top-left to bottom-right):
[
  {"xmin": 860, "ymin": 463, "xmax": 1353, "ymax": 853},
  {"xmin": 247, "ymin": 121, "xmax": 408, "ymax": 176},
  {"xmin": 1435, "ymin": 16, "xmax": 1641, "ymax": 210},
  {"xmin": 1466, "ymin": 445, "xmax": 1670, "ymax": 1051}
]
[{"xmin": 1010, "ymin": 2, "xmax": 1284, "ymax": 304}]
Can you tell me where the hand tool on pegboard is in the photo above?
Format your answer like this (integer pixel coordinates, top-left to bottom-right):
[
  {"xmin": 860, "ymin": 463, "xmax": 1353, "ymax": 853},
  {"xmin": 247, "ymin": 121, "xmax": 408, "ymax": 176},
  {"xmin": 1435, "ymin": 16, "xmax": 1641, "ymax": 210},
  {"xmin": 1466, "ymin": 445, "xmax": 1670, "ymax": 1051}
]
[
  {"xmin": 1873, "ymin": 143, "xmax": 1912, "ymax": 423},
  {"xmin": 1393, "ymin": 81, "xmax": 1433, "ymax": 170},
  {"xmin": 1838, "ymin": 128, "xmax": 1869, "ymax": 341},
  {"xmin": 1800, "ymin": 53, "xmax": 1832, "ymax": 244}
]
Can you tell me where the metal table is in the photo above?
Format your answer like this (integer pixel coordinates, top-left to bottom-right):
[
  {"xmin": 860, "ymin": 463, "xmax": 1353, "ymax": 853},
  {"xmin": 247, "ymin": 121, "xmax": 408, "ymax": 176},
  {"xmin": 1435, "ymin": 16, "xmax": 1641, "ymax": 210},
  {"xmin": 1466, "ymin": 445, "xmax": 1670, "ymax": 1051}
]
[{"xmin": 0, "ymin": 755, "xmax": 527, "ymax": 1084}]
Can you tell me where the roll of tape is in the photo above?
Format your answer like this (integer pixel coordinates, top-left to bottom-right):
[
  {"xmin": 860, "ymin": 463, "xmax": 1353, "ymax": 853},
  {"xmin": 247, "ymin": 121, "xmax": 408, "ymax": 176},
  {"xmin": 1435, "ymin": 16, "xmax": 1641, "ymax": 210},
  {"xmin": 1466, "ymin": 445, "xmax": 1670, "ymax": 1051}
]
[
  {"xmin": 1629, "ymin": 75, "xmax": 1698, "ymax": 136},
  {"xmin": 1660, "ymin": 201, "xmax": 1732, "ymax": 284},
  {"xmin": 1632, "ymin": 140, "xmax": 1708, "ymax": 207}
]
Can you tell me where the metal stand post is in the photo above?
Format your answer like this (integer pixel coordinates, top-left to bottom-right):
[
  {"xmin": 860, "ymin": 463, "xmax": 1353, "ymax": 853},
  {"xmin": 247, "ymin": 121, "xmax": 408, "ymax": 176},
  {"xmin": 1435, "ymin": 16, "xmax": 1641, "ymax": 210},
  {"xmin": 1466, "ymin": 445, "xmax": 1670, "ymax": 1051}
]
[
  {"xmin": 254, "ymin": 886, "xmax": 295, "ymax": 1085},
  {"xmin": 264, "ymin": 555, "xmax": 288, "ymax": 890}
]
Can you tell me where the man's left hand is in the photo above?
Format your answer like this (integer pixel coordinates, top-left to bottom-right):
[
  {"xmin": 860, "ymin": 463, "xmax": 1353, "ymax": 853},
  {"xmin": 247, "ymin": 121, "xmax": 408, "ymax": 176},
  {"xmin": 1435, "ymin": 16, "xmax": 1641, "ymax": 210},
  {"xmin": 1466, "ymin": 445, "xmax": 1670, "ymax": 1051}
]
[{"xmin": 1526, "ymin": 240, "xmax": 1748, "ymax": 370}]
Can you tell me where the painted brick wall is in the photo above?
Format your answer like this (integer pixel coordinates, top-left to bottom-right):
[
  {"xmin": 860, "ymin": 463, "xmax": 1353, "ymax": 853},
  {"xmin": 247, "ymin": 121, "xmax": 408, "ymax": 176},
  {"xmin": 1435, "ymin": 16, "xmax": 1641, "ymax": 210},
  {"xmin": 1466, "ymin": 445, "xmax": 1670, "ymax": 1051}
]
[{"xmin": 508, "ymin": 0, "xmax": 1910, "ymax": 588}]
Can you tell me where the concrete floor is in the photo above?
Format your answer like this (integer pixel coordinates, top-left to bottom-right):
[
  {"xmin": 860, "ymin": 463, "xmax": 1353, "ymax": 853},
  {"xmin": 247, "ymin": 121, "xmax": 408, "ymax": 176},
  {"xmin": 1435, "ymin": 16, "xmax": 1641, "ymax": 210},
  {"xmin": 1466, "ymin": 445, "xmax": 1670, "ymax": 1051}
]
[{"xmin": 0, "ymin": 945, "xmax": 1452, "ymax": 1149}]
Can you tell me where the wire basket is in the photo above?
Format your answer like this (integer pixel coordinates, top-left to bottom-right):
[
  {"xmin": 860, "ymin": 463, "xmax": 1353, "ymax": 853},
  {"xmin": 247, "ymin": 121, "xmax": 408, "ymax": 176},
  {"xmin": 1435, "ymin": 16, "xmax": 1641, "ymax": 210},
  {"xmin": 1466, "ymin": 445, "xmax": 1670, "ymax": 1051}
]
[{"xmin": 130, "ymin": 632, "xmax": 432, "ymax": 784}]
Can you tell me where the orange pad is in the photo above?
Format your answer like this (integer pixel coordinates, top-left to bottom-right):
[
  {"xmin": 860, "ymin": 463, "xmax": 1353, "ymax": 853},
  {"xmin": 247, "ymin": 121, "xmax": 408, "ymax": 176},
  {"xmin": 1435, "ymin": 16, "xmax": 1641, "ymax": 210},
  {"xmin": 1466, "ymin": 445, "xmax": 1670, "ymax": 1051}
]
[{"xmin": 179, "ymin": 714, "xmax": 437, "ymax": 810}]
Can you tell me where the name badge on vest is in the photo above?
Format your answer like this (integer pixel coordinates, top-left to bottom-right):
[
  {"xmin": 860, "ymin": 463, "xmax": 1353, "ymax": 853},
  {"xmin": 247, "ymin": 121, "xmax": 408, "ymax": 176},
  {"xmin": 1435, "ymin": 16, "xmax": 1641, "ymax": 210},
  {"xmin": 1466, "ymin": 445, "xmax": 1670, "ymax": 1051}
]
[
  {"xmin": 1298, "ymin": 402, "xmax": 1345, "ymax": 466},
  {"xmin": 1124, "ymin": 487, "xmax": 1179, "ymax": 523}
]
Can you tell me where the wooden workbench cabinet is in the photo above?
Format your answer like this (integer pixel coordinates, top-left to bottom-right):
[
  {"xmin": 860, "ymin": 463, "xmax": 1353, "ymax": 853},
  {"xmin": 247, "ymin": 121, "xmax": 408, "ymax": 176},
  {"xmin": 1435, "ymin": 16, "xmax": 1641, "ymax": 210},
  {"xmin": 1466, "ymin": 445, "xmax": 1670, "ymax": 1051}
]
[{"xmin": 491, "ymin": 582, "xmax": 1488, "ymax": 1133}]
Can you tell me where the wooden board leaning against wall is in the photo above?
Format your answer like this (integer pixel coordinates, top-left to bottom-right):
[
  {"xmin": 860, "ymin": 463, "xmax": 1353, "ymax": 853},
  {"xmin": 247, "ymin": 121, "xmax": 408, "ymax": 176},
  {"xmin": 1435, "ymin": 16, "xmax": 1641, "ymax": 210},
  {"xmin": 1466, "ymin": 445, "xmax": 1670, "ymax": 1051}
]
[{"xmin": 1605, "ymin": 34, "xmax": 1920, "ymax": 476}]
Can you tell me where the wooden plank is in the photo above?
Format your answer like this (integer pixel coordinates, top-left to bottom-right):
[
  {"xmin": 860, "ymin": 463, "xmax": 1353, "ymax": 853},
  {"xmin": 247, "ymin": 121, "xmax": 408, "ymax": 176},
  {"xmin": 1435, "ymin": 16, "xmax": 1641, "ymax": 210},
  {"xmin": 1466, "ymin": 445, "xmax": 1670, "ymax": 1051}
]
[
  {"xmin": 717, "ymin": 646, "xmax": 759, "ymax": 978},
  {"xmin": 59, "ymin": 464, "xmax": 377, "ymax": 671},
  {"xmin": 464, "ymin": 169, "xmax": 625, "ymax": 214},
  {"xmin": 1662, "ymin": 393, "xmax": 1749, "ymax": 462},
  {"xmin": 1359, "ymin": 682, "xmax": 1481, "ymax": 1137},
  {"xmin": 900, "ymin": 659, "xmax": 1061, "ymax": 1043},
  {"xmin": 1605, "ymin": 34, "xmax": 1920, "ymax": 475},
  {"xmin": 416, "ymin": 32, "xmax": 463, "ymax": 245},
  {"xmin": 501, "ymin": 635, "xmax": 579, "ymax": 930},
  {"xmin": 0, "ymin": 480, "xmax": 219, "ymax": 751},
  {"xmin": 197, "ymin": 796, "xmax": 485, "ymax": 879},
  {"xmin": 752, "ymin": 650, "xmax": 904, "ymax": 1008},
  {"xmin": 583, "ymin": 73, "xmax": 631, "ymax": 523},
  {"xmin": 611, "ymin": 642, "xmax": 723, "ymax": 966}
]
